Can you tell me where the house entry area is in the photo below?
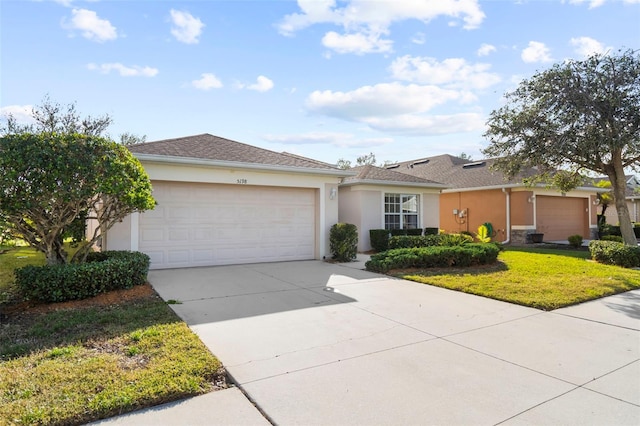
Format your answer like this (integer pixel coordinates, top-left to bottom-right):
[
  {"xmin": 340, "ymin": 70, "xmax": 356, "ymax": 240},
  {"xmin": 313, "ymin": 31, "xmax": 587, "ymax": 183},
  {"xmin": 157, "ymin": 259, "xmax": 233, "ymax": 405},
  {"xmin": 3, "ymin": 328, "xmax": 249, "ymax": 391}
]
[{"xmin": 138, "ymin": 181, "xmax": 316, "ymax": 269}]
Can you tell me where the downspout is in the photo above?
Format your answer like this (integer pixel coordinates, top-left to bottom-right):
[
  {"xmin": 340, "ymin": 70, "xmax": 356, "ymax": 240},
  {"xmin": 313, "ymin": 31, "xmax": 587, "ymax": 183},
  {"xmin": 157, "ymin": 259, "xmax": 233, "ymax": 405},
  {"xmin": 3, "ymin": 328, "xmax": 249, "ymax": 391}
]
[{"xmin": 501, "ymin": 188, "xmax": 511, "ymax": 244}]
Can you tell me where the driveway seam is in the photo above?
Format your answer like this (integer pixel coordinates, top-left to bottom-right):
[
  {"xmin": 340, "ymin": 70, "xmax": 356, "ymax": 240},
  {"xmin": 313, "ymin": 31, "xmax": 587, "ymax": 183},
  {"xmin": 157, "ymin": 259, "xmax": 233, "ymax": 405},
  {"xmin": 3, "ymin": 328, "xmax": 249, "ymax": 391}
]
[{"xmin": 550, "ymin": 311, "xmax": 640, "ymax": 332}]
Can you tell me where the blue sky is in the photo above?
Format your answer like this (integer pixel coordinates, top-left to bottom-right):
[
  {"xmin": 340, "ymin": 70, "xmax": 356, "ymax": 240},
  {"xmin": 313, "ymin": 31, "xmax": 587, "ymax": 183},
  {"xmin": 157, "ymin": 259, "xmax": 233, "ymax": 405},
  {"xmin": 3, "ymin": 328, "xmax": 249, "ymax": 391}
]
[{"xmin": 1, "ymin": 0, "xmax": 639, "ymax": 165}]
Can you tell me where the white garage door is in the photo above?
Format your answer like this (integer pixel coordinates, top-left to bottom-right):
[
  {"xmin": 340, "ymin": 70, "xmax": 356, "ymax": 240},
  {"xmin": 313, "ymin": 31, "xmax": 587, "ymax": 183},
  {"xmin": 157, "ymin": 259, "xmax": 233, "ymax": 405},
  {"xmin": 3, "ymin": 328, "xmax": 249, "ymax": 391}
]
[
  {"xmin": 139, "ymin": 181, "xmax": 316, "ymax": 269},
  {"xmin": 536, "ymin": 196, "xmax": 587, "ymax": 241}
]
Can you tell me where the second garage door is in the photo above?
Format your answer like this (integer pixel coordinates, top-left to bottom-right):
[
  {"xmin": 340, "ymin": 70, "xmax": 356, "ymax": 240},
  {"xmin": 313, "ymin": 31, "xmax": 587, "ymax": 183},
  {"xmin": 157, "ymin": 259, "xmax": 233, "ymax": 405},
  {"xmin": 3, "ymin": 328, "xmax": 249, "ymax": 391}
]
[
  {"xmin": 536, "ymin": 195, "xmax": 588, "ymax": 241},
  {"xmin": 139, "ymin": 181, "xmax": 316, "ymax": 269}
]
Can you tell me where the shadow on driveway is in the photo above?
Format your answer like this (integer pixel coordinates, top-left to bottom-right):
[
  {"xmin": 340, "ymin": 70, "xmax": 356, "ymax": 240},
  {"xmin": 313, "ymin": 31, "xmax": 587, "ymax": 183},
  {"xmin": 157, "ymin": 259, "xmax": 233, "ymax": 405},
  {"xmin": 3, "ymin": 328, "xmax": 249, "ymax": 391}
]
[{"xmin": 147, "ymin": 260, "xmax": 386, "ymax": 324}]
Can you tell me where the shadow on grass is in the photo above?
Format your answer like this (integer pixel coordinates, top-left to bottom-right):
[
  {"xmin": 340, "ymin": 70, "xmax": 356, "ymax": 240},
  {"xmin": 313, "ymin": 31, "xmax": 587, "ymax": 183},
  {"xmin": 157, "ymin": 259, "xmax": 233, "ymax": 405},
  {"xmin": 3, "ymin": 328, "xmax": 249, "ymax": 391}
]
[
  {"xmin": 0, "ymin": 296, "xmax": 180, "ymax": 360},
  {"xmin": 390, "ymin": 260, "xmax": 509, "ymax": 278}
]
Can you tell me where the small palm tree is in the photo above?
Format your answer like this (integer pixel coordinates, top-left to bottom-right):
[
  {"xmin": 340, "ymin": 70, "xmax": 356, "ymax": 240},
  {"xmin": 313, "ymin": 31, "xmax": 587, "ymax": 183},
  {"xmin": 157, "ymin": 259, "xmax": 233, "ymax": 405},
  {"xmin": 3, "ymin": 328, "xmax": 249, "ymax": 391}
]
[{"xmin": 594, "ymin": 180, "xmax": 613, "ymax": 225}]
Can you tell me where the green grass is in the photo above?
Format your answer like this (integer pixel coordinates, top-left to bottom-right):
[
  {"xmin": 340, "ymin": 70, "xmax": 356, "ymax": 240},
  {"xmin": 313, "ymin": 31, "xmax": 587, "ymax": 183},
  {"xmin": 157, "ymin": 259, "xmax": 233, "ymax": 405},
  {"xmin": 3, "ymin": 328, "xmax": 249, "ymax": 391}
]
[
  {"xmin": 399, "ymin": 247, "xmax": 640, "ymax": 310},
  {"xmin": 0, "ymin": 246, "xmax": 225, "ymax": 425}
]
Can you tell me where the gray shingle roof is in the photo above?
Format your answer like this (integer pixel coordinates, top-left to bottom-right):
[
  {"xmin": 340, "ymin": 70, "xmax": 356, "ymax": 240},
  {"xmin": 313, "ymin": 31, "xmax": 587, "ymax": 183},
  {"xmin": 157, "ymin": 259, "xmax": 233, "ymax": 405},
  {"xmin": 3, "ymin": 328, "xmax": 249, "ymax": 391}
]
[
  {"xmin": 341, "ymin": 164, "xmax": 445, "ymax": 187},
  {"xmin": 128, "ymin": 133, "xmax": 339, "ymax": 170},
  {"xmin": 390, "ymin": 154, "xmax": 563, "ymax": 189}
]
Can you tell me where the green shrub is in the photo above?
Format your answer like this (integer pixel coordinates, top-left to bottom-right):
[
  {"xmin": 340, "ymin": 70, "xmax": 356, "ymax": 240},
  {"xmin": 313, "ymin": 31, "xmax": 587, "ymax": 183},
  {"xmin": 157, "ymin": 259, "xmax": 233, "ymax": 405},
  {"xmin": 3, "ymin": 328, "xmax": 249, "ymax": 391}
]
[
  {"xmin": 406, "ymin": 228, "xmax": 423, "ymax": 236},
  {"xmin": 369, "ymin": 229, "xmax": 390, "ymax": 253},
  {"xmin": 389, "ymin": 235, "xmax": 440, "ymax": 249},
  {"xmin": 330, "ymin": 223, "xmax": 358, "ymax": 262},
  {"xmin": 567, "ymin": 234, "xmax": 583, "ymax": 249},
  {"xmin": 601, "ymin": 235, "xmax": 624, "ymax": 243},
  {"xmin": 438, "ymin": 233, "xmax": 474, "ymax": 246},
  {"xmin": 389, "ymin": 229, "xmax": 407, "ymax": 236},
  {"xmin": 15, "ymin": 251, "xmax": 151, "ymax": 302},
  {"xmin": 365, "ymin": 244, "xmax": 499, "ymax": 273},
  {"xmin": 634, "ymin": 223, "xmax": 640, "ymax": 238},
  {"xmin": 424, "ymin": 227, "xmax": 439, "ymax": 235},
  {"xmin": 599, "ymin": 224, "xmax": 621, "ymax": 237},
  {"xmin": 588, "ymin": 240, "xmax": 640, "ymax": 268}
]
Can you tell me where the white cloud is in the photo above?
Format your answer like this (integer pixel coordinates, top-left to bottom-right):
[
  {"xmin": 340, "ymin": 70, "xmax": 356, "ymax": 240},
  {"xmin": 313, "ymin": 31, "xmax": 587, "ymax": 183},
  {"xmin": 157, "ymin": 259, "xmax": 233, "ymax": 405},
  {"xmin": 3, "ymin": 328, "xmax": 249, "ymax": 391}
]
[
  {"xmin": 307, "ymin": 83, "xmax": 472, "ymax": 119},
  {"xmin": 567, "ymin": 0, "xmax": 606, "ymax": 8},
  {"xmin": 191, "ymin": 73, "xmax": 223, "ymax": 90},
  {"xmin": 570, "ymin": 36, "xmax": 610, "ymax": 58},
  {"xmin": 87, "ymin": 63, "xmax": 159, "ymax": 77},
  {"xmin": 521, "ymin": 41, "xmax": 552, "ymax": 63},
  {"xmin": 62, "ymin": 8, "xmax": 117, "ymax": 42},
  {"xmin": 238, "ymin": 76, "xmax": 274, "ymax": 92},
  {"xmin": 389, "ymin": 55, "xmax": 501, "ymax": 89},
  {"xmin": 264, "ymin": 132, "xmax": 393, "ymax": 148},
  {"xmin": 277, "ymin": 0, "xmax": 485, "ymax": 54},
  {"xmin": 304, "ymin": 80, "xmax": 487, "ymax": 136},
  {"xmin": 170, "ymin": 9, "xmax": 204, "ymax": 44},
  {"xmin": 364, "ymin": 113, "xmax": 486, "ymax": 136},
  {"xmin": 411, "ymin": 32, "xmax": 426, "ymax": 45},
  {"xmin": 477, "ymin": 43, "xmax": 496, "ymax": 56},
  {"xmin": 322, "ymin": 30, "xmax": 392, "ymax": 54},
  {"xmin": 0, "ymin": 105, "xmax": 35, "ymax": 124}
]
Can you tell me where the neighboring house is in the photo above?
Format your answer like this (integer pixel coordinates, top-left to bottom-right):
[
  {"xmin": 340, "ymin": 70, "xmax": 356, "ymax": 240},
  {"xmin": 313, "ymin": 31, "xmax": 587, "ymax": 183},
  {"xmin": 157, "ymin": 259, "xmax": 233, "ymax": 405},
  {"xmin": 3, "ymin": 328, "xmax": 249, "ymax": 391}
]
[
  {"xmin": 385, "ymin": 155, "xmax": 603, "ymax": 244},
  {"xmin": 338, "ymin": 165, "xmax": 446, "ymax": 251},
  {"xmin": 599, "ymin": 175, "xmax": 640, "ymax": 224},
  {"xmin": 104, "ymin": 134, "xmax": 351, "ymax": 269}
]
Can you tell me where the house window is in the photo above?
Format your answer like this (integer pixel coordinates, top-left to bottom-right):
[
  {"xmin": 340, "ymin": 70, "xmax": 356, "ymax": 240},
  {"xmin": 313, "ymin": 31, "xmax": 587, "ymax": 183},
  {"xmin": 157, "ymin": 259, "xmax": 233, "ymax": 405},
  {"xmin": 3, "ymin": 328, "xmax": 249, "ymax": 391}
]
[{"xmin": 385, "ymin": 193, "xmax": 419, "ymax": 230}]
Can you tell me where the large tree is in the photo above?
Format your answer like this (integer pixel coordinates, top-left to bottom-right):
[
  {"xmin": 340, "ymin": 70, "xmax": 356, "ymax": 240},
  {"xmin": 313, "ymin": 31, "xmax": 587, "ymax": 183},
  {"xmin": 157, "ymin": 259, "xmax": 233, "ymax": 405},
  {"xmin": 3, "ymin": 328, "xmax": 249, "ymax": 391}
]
[
  {"xmin": 483, "ymin": 49, "xmax": 640, "ymax": 245},
  {"xmin": 0, "ymin": 97, "xmax": 155, "ymax": 264}
]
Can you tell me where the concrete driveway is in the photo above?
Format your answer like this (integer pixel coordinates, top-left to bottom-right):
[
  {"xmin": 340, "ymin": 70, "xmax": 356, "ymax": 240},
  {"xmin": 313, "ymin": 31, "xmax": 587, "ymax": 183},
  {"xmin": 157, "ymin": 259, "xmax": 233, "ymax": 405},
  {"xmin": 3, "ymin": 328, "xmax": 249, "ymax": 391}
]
[{"xmin": 147, "ymin": 260, "xmax": 639, "ymax": 425}]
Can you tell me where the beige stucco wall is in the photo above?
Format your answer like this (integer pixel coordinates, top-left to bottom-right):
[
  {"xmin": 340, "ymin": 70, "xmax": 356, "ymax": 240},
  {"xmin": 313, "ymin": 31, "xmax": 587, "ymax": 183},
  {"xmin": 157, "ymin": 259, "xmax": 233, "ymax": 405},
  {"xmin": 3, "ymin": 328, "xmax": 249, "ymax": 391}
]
[
  {"xmin": 603, "ymin": 199, "xmax": 640, "ymax": 224},
  {"xmin": 338, "ymin": 184, "xmax": 441, "ymax": 251},
  {"xmin": 105, "ymin": 214, "xmax": 133, "ymax": 251},
  {"xmin": 106, "ymin": 159, "xmax": 342, "ymax": 262}
]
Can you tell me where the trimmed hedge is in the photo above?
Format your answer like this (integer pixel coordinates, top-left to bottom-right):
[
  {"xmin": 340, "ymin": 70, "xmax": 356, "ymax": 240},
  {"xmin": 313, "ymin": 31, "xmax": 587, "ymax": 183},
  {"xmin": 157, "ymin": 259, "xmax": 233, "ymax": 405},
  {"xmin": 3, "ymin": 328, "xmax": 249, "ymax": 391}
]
[
  {"xmin": 369, "ymin": 229, "xmax": 390, "ymax": 253},
  {"xmin": 389, "ymin": 235, "xmax": 440, "ymax": 249},
  {"xmin": 365, "ymin": 244, "xmax": 500, "ymax": 273},
  {"xmin": 588, "ymin": 240, "xmax": 640, "ymax": 268},
  {"xmin": 330, "ymin": 223, "xmax": 358, "ymax": 262},
  {"xmin": 15, "ymin": 251, "xmax": 151, "ymax": 303},
  {"xmin": 424, "ymin": 227, "xmax": 439, "ymax": 235}
]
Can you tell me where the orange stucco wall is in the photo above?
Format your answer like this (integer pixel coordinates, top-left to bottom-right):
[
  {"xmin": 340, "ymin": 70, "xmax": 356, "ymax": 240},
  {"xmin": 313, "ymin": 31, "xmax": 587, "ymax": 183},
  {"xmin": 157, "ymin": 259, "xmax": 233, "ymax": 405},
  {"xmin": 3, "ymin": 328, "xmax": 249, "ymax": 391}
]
[{"xmin": 440, "ymin": 189, "xmax": 513, "ymax": 242}]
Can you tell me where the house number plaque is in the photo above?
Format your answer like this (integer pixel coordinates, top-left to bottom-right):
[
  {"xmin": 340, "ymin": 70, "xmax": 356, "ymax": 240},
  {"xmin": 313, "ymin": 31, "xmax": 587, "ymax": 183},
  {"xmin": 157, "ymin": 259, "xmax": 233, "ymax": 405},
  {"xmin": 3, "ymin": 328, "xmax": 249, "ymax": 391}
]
[{"xmin": 236, "ymin": 179, "xmax": 248, "ymax": 184}]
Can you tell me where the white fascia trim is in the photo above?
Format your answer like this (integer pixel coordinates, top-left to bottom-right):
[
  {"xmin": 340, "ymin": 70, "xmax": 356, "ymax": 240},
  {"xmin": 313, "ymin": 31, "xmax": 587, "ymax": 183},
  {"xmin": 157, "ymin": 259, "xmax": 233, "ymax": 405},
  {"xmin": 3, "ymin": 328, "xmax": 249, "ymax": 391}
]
[
  {"xmin": 341, "ymin": 179, "xmax": 448, "ymax": 189},
  {"xmin": 134, "ymin": 153, "xmax": 355, "ymax": 178},
  {"xmin": 442, "ymin": 184, "xmax": 521, "ymax": 193},
  {"xmin": 442, "ymin": 183, "xmax": 607, "ymax": 194}
]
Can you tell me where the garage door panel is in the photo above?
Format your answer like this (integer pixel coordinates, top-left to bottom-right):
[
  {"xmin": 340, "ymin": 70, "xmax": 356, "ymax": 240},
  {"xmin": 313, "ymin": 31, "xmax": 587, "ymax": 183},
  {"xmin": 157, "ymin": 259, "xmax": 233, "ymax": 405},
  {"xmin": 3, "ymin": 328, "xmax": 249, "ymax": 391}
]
[
  {"xmin": 139, "ymin": 182, "xmax": 316, "ymax": 269},
  {"xmin": 537, "ymin": 196, "xmax": 587, "ymax": 241}
]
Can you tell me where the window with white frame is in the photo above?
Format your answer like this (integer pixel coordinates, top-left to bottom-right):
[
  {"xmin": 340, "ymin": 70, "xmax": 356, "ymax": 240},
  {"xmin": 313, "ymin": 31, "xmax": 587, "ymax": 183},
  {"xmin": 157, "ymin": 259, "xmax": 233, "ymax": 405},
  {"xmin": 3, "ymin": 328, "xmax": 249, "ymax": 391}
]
[{"xmin": 384, "ymin": 193, "xmax": 419, "ymax": 230}]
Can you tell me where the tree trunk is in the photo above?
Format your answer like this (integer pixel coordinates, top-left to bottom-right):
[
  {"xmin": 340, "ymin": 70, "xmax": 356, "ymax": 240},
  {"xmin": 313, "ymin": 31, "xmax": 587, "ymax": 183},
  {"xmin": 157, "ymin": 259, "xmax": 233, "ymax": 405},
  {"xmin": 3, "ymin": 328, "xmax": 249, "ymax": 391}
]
[
  {"xmin": 608, "ymin": 161, "xmax": 637, "ymax": 246},
  {"xmin": 44, "ymin": 238, "xmax": 67, "ymax": 265}
]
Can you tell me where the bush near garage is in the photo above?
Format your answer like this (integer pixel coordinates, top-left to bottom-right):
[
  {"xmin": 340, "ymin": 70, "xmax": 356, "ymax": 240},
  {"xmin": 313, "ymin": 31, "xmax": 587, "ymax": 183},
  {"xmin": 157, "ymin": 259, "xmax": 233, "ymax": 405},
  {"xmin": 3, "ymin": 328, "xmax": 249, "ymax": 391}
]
[
  {"xmin": 365, "ymin": 244, "xmax": 500, "ymax": 273},
  {"xmin": 588, "ymin": 240, "xmax": 640, "ymax": 268},
  {"xmin": 15, "ymin": 251, "xmax": 150, "ymax": 303},
  {"xmin": 330, "ymin": 223, "xmax": 358, "ymax": 262},
  {"xmin": 567, "ymin": 234, "xmax": 584, "ymax": 249}
]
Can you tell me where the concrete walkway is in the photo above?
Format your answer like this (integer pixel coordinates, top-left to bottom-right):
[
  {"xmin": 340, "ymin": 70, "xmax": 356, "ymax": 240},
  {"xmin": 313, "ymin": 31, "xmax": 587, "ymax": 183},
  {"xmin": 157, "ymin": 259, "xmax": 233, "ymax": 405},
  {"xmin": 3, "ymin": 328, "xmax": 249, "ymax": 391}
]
[{"xmin": 96, "ymin": 259, "xmax": 640, "ymax": 425}]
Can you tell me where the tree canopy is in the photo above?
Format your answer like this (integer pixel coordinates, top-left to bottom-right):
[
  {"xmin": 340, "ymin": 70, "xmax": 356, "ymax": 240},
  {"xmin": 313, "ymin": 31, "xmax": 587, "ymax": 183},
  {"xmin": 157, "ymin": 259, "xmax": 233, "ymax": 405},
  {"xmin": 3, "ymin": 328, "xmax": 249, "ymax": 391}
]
[
  {"xmin": 0, "ymin": 97, "xmax": 155, "ymax": 264},
  {"xmin": 483, "ymin": 49, "xmax": 640, "ymax": 245}
]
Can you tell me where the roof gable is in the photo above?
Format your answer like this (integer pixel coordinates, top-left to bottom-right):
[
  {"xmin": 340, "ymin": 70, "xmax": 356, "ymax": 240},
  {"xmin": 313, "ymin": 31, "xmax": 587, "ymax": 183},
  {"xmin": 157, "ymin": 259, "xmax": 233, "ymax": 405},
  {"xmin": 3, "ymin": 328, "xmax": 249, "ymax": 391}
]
[
  {"xmin": 341, "ymin": 164, "xmax": 445, "ymax": 187},
  {"xmin": 128, "ymin": 133, "xmax": 339, "ymax": 170}
]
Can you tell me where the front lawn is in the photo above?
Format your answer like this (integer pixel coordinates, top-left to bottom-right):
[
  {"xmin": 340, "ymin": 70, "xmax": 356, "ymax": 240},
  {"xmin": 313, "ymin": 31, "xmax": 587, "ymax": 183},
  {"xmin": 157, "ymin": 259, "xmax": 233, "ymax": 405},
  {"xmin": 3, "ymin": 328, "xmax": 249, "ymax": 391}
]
[
  {"xmin": 0, "ymin": 246, "xmax": 225, "ymax": 425},
  {"xmin": 398, "ymin": 247, "xmax": 640, "ymax": 310}
]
